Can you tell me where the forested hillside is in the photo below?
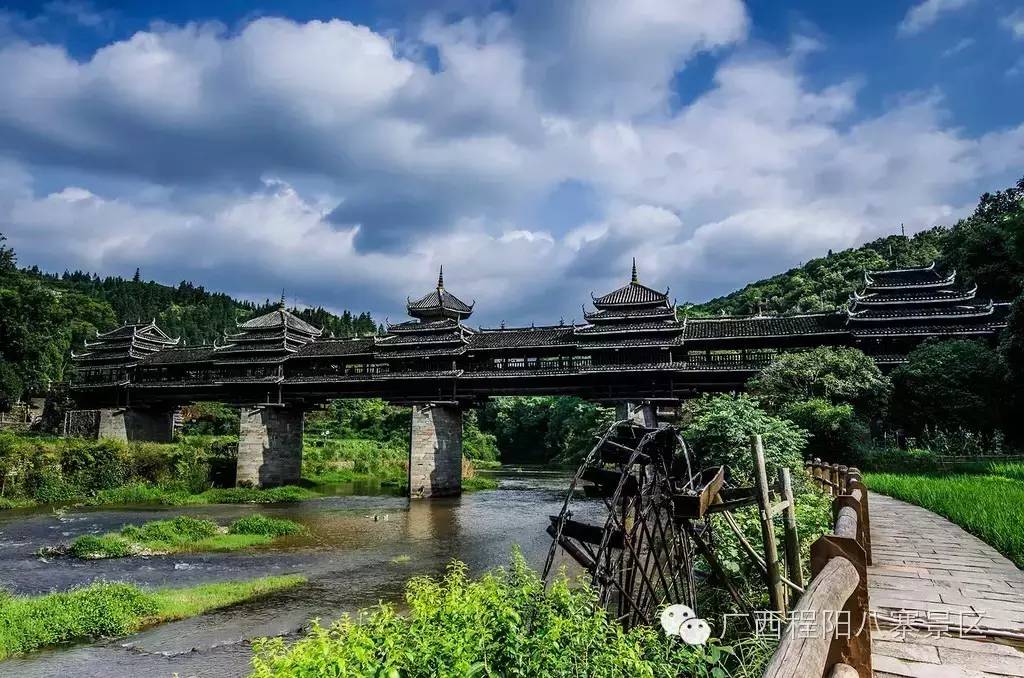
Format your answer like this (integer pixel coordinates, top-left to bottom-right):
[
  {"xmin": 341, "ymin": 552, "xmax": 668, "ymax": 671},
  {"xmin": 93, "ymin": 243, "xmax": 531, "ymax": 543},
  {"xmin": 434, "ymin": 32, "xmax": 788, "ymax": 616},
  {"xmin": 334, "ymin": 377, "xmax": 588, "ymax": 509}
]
[
  {"xmin": 687, "ymin": 178, "xmax": 1023, "ymax": 317},
  {"xmin": 0, "ymin": 242, "xmax": 378, "ymax": 401},
  {"xmin": 686, "ymin": 230, "xmax": 947, "ymax": 316}
]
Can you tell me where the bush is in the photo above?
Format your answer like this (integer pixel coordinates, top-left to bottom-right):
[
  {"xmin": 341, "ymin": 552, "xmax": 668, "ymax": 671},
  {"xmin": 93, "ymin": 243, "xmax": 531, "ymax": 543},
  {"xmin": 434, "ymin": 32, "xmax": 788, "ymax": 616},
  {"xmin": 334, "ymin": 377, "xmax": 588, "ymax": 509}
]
[
  {"xmin": 120, "ymin": 515, "xmax": 218, "ymax": 545},
  {"xmin": 782, "ymin": 399, "xmax": 870, "ymax": 465},
  {"xmin": 67, "ymin": 534, "xmax": 134, "ymax": 559},
  {"xmin": 251, "ymin": 552, "xmax": 740, "ymax": 678},
  {"xmin": 229, "ymin": 515, "xmax": 304, "ymax": 537},
  {"xmin": 685, "ymin": 395, "xmax": 808, "ymax": 484}
]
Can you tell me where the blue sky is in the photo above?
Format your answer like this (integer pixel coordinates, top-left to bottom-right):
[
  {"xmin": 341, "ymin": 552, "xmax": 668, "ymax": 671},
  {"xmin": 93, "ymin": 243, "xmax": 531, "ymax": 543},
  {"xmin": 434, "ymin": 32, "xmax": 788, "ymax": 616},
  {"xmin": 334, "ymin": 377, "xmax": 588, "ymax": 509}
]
[{"xmin": 0, "ymin": 0, "xmax": 1021, "ymax": 325}]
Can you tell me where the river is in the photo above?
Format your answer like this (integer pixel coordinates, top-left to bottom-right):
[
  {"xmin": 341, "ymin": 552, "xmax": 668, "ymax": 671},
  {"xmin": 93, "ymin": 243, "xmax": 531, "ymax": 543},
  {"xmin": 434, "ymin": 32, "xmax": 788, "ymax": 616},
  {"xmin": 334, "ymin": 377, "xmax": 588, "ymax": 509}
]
[{"xmin": 0, "ymin": 468, "xmax": 578, "ymax": 678}]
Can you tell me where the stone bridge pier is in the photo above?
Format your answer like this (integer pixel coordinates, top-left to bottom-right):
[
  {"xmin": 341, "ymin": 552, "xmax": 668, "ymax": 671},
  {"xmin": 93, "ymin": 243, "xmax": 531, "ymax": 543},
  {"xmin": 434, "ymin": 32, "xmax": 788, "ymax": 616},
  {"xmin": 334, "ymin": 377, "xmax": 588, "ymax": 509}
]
[
  {"xmin": 91, "ymin": 407, "xmax": 175, "ymax": 443},
  {"xmin": 236, "ymin": 405, "xmax": 304, "ymax": 488},
  {"xmin": 408, "ymin": 403, "xmax": 463, "ymax": 499}
]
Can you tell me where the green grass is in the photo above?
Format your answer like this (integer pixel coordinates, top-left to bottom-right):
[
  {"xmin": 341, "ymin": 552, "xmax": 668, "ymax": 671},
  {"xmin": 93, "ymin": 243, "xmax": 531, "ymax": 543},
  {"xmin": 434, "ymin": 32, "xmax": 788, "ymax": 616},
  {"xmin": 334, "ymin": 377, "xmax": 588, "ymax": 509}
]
[
  {"xmin": 86, "ymin": 483, "xmax": 318, "ymax": 507},
  {"xmin": 66, "ymin": 514, "xmax": 305, "ymax": 559},
  {"xmin": 0, "ymin": 575, "xmax": 305, "ymax": 661},
  {"xmin": 865, "ymin": 465, "xmax": 1024, "ymax": 568},
  {"xmin": 462, "ymin": 475, "xmax": 498, "ymax": 491}
]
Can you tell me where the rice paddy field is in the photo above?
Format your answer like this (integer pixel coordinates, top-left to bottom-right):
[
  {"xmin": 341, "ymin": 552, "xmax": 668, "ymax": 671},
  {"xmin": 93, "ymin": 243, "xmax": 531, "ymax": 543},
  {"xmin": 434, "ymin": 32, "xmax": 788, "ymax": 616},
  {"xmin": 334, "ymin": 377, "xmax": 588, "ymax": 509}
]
[{"xmin": 865, "ymin": 461, "xmax": 1024, "ymax": 568}]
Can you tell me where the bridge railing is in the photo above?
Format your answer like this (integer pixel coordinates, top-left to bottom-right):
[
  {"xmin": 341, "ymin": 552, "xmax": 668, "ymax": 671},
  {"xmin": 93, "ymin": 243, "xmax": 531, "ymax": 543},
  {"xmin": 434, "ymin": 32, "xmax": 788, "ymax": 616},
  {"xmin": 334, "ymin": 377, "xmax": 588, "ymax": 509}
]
[{"xmin": 763, "ymin": 461, "xmax": 872, "ymax": 678}]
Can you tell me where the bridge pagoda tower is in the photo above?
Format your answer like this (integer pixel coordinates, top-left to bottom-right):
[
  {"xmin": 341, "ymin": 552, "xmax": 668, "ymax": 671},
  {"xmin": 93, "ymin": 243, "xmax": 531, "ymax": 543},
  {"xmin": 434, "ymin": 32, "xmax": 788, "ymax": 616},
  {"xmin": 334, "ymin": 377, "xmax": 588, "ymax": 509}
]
[
  {"xmin": 70, "ymin": 321, "xmax": 180, "ymax": 441},
  {"xmin": 382, "ymin": 267, "xmax": 474, "ymax": 498},
  {"xmin": 847, "ymin": 262, "xmax": 1010, "ymax": 363},
  {"xmin": 578, "ymin": 259, "xmax": 680, "ymax": 425},
  {"xmin": 218, "ymin": 303, "xmax": 322, "ymax": 487}
]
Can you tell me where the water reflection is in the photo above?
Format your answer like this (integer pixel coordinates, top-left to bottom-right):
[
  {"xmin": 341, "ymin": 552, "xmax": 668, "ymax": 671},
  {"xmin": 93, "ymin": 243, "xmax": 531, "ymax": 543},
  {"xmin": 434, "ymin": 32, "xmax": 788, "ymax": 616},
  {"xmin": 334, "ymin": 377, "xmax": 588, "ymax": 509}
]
[{"xmin": 0, "ymin": 467, "xmax": 579, "ymax": 678}]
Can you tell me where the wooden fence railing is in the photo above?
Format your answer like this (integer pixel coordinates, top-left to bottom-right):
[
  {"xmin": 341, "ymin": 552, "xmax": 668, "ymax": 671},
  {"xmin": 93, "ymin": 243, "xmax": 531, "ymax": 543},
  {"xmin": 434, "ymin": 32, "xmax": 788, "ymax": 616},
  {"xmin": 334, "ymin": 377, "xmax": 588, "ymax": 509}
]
[{"xmin": 763, "ymin": 459, "xmax": 873, "ymax": 678}]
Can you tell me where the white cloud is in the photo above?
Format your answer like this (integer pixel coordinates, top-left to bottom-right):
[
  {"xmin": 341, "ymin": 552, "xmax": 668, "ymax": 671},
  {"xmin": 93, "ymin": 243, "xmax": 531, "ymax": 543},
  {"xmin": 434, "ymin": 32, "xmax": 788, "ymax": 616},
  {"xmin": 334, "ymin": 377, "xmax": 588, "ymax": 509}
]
[
  {"xmin": 899, "ymin": 0, "xmax": 976, "ymax": 36},
  {"xmin": 0, "ymin": 3, "xmax": 1021, "ymax": 322},
  {"xmin": 942, "ymin": 38, "xmax": 974, "ymax": 57}
]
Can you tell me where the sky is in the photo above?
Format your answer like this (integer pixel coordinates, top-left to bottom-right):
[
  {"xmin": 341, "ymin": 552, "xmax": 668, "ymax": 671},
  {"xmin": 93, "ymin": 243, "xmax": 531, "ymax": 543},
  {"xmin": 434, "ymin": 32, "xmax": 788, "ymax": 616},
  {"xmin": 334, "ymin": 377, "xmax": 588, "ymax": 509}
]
[{"xmin": 0, "ymin": 0, "xmax": 1022, "ymax": 327}]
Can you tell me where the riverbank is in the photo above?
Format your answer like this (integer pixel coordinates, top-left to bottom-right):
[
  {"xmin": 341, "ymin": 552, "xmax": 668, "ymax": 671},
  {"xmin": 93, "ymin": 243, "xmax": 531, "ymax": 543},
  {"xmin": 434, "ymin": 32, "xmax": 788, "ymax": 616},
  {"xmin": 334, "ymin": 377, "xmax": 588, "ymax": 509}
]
[
  {"xmin": 0, "ymin": 432, "xmax": 498, "ymax": 512},
  {"xmin": 0, "ymin": 468, "xmax": 568, "ymax": 676},
  {"xmin": 0, "ymin": 575, "xmax": 305, "ymax": 661}
]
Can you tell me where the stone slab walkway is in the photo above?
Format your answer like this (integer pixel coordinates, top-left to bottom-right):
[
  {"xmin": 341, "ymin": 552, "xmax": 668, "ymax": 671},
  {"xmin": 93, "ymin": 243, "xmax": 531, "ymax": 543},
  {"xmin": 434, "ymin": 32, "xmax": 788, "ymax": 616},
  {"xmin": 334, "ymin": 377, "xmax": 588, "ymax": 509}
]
[{"xmin": 868, "ymin": 494, "xmax": 1024, "ymax": 678}]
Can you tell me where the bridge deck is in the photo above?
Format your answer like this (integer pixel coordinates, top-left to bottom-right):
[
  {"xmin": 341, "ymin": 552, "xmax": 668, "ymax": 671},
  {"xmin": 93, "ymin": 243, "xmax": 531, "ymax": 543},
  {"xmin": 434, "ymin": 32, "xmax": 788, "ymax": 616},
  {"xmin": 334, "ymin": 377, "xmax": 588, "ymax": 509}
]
[{"xmin": 868, "ymin": 494, "xmax": 1024, "ymax": 678}]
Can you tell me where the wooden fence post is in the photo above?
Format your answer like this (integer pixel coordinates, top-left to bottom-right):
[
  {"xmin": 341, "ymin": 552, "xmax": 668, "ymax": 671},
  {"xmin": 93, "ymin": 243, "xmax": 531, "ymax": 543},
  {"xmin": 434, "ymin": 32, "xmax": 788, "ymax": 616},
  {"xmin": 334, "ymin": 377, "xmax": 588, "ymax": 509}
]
[
  {"xmin": 829, "ymin": 464, "xmax": 841, "ymax": 497},
  {"xmin": 847, "ymin": 471, "xmax": 872, "ymax": 566},
  {"xmin": 779, "ymin": 467, "xmax": 804, "ymax": 598},
  {"xmin": 752, "ymin": 434, "xmax": 786, "ymax": 614},
  {"xmin": 811, "ymin": 532, "xmax": 871, "ymax": 675}
]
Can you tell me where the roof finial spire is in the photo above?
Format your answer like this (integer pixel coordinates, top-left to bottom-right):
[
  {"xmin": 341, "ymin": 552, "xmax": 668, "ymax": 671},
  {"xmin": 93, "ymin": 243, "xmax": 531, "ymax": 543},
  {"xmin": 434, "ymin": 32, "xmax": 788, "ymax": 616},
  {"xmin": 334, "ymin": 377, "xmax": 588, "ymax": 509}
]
[
  {"xmin": 279, "ymin": 289, "xmax": 286, "ymax": 309},
  {"xmin": 631, "ymin": 257, "xmax": 638, "ymax": 284},
  {"xmin": 437, "ymin": 265, "xmax": 445, "ymax": 290}
]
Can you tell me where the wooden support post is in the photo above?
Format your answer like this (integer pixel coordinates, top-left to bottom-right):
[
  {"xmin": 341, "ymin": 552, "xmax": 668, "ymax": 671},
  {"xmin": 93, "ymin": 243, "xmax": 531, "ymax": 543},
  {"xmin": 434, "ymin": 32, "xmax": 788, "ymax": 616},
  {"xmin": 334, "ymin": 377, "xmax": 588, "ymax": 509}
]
[
  {"xmin": 811, "ymin": 533, "xmax": 871, "ymax": 677},
  {"xmin": 752, "ymin": 434, "xmax": 786, "ymax": 614},
  {"xmin": 779, "ymin": 467, "xmax": 804, "ymax": 598}
]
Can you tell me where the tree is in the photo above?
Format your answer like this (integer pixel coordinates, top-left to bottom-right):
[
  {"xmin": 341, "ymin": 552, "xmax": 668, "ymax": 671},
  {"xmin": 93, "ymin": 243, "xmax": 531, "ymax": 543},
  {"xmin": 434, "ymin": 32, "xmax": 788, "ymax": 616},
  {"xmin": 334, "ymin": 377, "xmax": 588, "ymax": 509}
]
[
  {"xmin": 890, "ymin": 339, "xmax": 1009, "ymax": 436},
  {"xmin": 747, "ymin": 347, "xmax": 890, "ymax": 418},
  {"xmin": 684, "ymin": 395, "xmax": 808, "ymax": 484}
]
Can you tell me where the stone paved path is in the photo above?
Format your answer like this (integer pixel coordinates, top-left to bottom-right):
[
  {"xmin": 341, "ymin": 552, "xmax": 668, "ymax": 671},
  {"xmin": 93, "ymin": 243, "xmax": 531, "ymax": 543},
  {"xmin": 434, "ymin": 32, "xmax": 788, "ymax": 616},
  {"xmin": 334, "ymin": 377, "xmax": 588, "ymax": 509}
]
[{"xmin": 868, "ymin": 494, "xmax": 1024, "ymax": 678}]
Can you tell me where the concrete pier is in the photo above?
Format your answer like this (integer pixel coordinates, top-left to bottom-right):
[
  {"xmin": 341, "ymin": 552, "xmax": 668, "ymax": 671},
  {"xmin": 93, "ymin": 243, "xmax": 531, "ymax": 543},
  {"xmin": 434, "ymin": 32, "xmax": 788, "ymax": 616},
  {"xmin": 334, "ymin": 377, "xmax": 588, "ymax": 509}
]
[
  {"xmin": 236, "ymin": 405, "xmax": 304, "ymax": 487},
  {"xmin": 93, "ymin": 407, "xmax": 174, "ymax": 442},
  {"xmin": 408, "ymin": 403, "xmax": 463, "ymax": 499}
]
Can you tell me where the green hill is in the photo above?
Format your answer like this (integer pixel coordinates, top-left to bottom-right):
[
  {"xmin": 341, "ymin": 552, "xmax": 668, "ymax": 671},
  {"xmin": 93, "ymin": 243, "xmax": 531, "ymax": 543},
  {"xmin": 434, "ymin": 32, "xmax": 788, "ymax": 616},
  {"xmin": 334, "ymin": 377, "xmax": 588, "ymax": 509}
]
[
  {"xmin": 685, "ymin": 229, "xmax": 947, "ymax": 317},
  {"xmin": 0, "ymin": 240, "xmax": 377, "ymax": 398}
]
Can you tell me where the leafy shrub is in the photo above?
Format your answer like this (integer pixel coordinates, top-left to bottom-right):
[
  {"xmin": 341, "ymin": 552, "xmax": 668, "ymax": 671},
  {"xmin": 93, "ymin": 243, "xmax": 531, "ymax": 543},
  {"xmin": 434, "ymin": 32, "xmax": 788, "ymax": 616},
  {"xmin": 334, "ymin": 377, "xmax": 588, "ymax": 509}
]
[
  {"xmin": 251, "ymin": 552, "xmax": 741, "ymax": 678},
  {"xmin": 120, "ymin": 515, "xmax": 218, "ymax": 545},
  {"xmin": 684, "ymin": 395, "xmax": 807, "ymax": 484},
  {"xmin": 229, "ymin": 515, "xmax": 304, "ymax": 537},
  {"xmin": 67, "ymin": 534, "xmax": 134, "ymax": 559},
  {"xmin": 708, "ymin": 485, "xmax": 832, "ymax": 612},
  {"xmin": 782, "ymin": 399, "xmax": 870, "ymax": 465}
]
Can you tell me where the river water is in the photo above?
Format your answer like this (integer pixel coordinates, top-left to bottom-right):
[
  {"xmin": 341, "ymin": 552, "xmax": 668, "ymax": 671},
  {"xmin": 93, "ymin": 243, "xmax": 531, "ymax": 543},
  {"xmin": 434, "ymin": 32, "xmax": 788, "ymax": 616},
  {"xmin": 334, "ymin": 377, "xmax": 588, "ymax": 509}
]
[{"xmin": 0, "ymin": 468, "xmax": 578, "ymax": 678}]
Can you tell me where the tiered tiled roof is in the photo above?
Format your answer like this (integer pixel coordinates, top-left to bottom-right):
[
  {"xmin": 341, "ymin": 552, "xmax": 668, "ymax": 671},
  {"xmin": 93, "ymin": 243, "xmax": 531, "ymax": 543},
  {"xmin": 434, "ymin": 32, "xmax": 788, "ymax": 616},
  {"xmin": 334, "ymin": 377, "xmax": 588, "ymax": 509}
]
[
  {"xmin": 406, "ymin": 267, "xmax": 474, "ymax": 321},
  {"xmin": 214, "ymin": 305, "xmax": 322, "ymax": 366},
  {"xmin": 74, "ymin": 321, "xmax": 181, "ymax": 367},
  {"xmin": 577, "ymin": 260, "xmax": 681, "ymax": 351},
  {"xmin": 846, "ymin": 263, "xmax": 1007, "ymax": 338},
  {"xmin": 590, "ymin": 259, "xmax": 671, "ymax": 309},
  {"xmin": 380, "ymin": 268, "xmax": 474, "ymax": 361}
]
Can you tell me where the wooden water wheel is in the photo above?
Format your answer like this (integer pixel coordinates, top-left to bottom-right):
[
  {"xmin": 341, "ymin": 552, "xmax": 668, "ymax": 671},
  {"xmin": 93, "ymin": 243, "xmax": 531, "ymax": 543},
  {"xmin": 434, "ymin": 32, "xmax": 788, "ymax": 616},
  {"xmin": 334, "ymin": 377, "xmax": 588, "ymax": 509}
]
[{"xmin": 543, "ymin": 418, "xmax": 752, "ymax": 629}]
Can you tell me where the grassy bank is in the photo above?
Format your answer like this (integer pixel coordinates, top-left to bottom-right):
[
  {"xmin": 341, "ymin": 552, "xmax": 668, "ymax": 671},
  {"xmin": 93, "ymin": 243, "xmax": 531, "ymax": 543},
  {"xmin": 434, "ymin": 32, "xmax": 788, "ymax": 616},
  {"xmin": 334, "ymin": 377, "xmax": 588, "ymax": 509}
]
[
  {"xmin": 0, "ymin": 575, "xmax": 305, "ymax": 661},
  {"xmin": 865, "ymin": 462, "xmax": 1024, "ymax": 568},
  {"xmin": 251, "ymin": 552, "xmax": 766, "ymax": 678},
  {"xmin": 62, "ymin": 514, "xmax": 305, "ymax": 559}
]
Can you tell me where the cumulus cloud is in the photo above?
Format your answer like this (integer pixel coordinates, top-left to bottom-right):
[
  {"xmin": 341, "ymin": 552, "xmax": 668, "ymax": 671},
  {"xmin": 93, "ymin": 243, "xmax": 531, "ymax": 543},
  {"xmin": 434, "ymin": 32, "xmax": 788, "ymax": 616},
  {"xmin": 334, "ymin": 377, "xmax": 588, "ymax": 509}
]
[
  {"xmin": 899, "ymin": 0, "xmax": 976, "ymax": 36},
  {"xmin": 0, "ymin": 2, "xmax": 1021, "ymax": 324}
]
